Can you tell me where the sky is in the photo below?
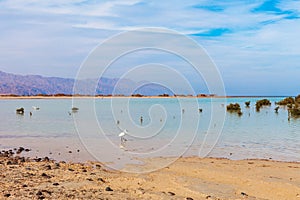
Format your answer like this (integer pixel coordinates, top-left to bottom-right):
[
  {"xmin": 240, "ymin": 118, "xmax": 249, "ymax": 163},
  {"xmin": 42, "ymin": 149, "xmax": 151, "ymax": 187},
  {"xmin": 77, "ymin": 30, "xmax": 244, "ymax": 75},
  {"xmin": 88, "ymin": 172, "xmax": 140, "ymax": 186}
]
[{"xmin": 0, "ymin": 0, "xmax": 300, "ymax": 96}]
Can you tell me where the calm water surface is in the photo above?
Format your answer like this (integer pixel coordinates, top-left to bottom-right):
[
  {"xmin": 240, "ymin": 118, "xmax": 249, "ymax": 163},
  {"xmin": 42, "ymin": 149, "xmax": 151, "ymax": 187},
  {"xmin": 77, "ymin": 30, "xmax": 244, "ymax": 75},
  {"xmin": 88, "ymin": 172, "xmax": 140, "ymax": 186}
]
[{"xmin": 0, "ymin": 97, "xmax": 299, "ymax": 163}]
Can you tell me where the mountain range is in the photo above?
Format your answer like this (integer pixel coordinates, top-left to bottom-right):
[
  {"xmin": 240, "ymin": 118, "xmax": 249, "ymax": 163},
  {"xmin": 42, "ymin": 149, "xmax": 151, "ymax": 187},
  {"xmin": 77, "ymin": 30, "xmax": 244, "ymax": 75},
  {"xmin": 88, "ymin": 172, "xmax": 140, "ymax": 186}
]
[{"xmin": 0, "ymin": 71, "xmax": 173, "ymax": 96}]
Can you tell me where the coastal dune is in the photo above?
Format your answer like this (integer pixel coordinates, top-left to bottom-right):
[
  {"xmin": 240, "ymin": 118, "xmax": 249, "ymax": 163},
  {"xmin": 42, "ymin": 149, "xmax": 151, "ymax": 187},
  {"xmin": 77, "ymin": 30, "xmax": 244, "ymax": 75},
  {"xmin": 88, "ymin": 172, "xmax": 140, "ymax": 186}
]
[{"xmin": 1, "ymin": 152, "xmax": 299, "ymax": 200}]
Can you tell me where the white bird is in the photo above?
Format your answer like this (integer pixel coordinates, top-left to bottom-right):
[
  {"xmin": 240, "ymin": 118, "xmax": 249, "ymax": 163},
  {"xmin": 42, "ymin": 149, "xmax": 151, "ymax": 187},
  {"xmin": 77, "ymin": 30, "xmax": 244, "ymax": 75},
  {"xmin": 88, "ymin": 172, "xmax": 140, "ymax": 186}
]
[
  {"xmin": 119, "ymin": 129, "xmax": 128, "ymax": 144},
  {"xmin": 32, "ymin": 106, "xmax": 40, "ymax": 110}
]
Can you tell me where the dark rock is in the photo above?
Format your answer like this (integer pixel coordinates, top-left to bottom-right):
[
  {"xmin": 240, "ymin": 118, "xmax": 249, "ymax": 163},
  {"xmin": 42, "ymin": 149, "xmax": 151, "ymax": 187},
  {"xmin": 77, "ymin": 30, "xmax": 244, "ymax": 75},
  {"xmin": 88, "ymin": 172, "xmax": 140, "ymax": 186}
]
[
  {"xmin": 43, "ymin": 157, "xmax": 50, "ymax": 162},
  {"xmin": 44, "ymin": 165, "xmax": 51, "ymax": 170},
  {"xmin": 22, "ymin": 184, "xmax": 28, "ymax": 187},
  {"xmin": 87, "ymin": 178, "xmax": 93, "ymax": 181},
  {"xmin": 41, "ymin": 173, "xmax": 51, "ymax": 178},
  {"xmin": 95, "ymin": 164, "xmax": 101, "ymax": 169},
  {"xmin": 4, "ymin": 193, "xmax": 11, "ymax": 197},
  {"xmin": 68, "ymin": 151, "xmax": 72, "ymax": 153},
  {"xmin": 25, "ymin": 148, "xmax": 31, "ymax": 152},
  {"xmin": 241, "ymin": 192, "xmax": 248, "ymax": 196},
  {"xmin": 98, "ymin": 178, "xmax": 105, "ymax": 183},
  {"xmin": 82, "ymin": 169, "xmax": 87, "ymax": 172},
  {"xmin": 53, "ymin": 183, "xmax": 59, "ymax": 186},
  {"xmin": 206, "ymin": 195, "xmax": 211, "ymax": 199},
  {"xmin": 68, "ymin": 168, "xmax": 74, "ymax": 172},
  {"xmin": 168, "ymin": 192, "xmax": 175, "ymax": 196},
  {"xmin": 41, "ymin": 190, "xmax": 52, "ymax": 195},
  {"xmin": 105, "ymin": 187, "xmax": 113, "ymax": 191},
  {"xmin": 36, "ymin": 191, "xmax": 43, "ymax": 196},
  {"xmin": 186, "ymin": 198, "xmax": 193, "ymax": 200}
]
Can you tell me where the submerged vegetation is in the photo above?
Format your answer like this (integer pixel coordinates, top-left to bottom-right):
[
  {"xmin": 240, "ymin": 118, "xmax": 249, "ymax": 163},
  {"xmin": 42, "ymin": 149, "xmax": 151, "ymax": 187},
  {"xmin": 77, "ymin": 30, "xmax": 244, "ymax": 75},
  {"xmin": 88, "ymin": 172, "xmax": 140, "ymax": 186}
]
[
  {"xmin": 227, "ymin": 103, "xmax": 243, "ymax": 116},
  {"xmin": 273, "ymin": 95, "xmax": 300, "ymax": 118},
  {"xmin": 256, "ymin": 99, "xmax": 271, "ymax": 112},
  {"xmin": 245, "ymin": 101, "xmax": 250, "ymax": 107},
  {"xmin": 276, "ymin": 97, "xmax": 295, "ymax": 105}
]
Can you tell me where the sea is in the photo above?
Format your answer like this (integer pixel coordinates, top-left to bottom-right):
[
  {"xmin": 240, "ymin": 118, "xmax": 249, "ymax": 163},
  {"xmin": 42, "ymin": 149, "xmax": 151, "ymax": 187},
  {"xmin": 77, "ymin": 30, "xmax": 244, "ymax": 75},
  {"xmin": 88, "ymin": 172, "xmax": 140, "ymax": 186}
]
[{"xmin": 0, "ymin": 97, "xmax": 299, "ymax": 171}]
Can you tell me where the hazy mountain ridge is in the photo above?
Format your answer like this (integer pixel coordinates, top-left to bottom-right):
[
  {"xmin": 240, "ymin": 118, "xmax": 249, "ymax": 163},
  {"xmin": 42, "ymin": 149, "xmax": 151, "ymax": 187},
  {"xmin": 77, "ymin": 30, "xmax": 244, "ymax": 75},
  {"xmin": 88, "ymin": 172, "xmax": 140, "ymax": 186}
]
[{"xmin": 0, "ymin": 71, "xmax": 172, "ymax": 96}]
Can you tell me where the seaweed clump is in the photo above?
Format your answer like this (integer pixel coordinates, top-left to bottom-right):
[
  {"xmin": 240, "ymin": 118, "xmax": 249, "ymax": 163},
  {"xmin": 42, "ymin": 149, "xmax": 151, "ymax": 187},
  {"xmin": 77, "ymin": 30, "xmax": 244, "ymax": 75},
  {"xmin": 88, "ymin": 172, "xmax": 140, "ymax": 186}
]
[
  {"xmin": 227, "ymin": 103, "xmax": 243, "ymax": 116},
  {"xmin": 289, "ymin": 95, "xmax": 300, "ymax": 118},
  {"xmin": 245, "ymin": 101, "xmax": 250, "ymax": 107},
  {"xmin": 276, "ymin": 97, "xmax": 295, "ymax": 105},
  {"xmin": 256, "ymin": 99, "xmax": 271, "ymax": 112}
]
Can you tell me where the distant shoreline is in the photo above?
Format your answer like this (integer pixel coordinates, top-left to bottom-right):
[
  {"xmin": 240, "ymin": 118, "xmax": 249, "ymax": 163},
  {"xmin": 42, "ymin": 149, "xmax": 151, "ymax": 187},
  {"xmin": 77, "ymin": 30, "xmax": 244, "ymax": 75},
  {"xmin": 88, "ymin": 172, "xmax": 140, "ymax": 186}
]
[{"xmin": 0, "ymin": 95, "xmax": 290, "ymax": 99}]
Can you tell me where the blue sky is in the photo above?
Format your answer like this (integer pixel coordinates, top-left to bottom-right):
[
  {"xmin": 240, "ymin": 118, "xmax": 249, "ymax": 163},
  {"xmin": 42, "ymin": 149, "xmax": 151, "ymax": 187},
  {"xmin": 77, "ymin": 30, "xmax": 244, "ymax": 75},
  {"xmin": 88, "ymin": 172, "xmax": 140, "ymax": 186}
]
[{"xmin": 0, "ymin": 0, "xmax": 300, "ymax": 95}]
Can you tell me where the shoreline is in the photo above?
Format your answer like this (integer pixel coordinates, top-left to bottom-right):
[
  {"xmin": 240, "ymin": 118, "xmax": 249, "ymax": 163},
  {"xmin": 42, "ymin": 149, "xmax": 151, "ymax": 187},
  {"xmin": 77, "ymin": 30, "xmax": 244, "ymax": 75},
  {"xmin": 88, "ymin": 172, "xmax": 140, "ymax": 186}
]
[
  {"xmin": 1, "ymin": 147, "xmax": 299, "ymax": 200},
  {"xmin": 0, "ymin": 95, "xmax": 290, "ymax": 100}
]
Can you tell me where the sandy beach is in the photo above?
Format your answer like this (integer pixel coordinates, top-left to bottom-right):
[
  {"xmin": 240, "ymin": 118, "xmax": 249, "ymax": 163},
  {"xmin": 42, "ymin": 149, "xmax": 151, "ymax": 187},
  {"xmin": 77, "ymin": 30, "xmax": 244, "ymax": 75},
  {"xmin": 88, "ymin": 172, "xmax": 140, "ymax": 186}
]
[{"xmin": 1, "ymin": 148, "xmax": 299, "ymax": 200}]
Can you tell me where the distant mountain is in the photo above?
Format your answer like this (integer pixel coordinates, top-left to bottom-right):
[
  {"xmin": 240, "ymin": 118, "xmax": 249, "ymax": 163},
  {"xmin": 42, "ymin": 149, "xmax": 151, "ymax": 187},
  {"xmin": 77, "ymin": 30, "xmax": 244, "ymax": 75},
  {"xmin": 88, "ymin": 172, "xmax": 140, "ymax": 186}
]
[{"xmin": 0, "ymin": 71, "xmax": 173, "ymax": 96}]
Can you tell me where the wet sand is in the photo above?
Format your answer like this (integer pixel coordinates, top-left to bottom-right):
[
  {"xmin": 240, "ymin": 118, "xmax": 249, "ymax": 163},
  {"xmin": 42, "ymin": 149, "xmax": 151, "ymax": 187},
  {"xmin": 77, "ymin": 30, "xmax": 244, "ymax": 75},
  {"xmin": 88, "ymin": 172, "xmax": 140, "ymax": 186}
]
[{"xmin": 1, "ymin": 148, "xmax": 299, "ymax": 200}]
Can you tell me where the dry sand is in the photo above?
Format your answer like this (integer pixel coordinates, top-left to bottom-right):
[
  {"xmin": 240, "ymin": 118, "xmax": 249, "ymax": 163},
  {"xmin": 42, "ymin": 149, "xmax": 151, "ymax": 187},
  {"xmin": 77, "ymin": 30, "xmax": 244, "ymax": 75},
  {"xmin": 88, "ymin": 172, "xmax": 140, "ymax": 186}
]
[{"xmin": 1, "ymin": 149, "xmax": 299, "ymax": 200}]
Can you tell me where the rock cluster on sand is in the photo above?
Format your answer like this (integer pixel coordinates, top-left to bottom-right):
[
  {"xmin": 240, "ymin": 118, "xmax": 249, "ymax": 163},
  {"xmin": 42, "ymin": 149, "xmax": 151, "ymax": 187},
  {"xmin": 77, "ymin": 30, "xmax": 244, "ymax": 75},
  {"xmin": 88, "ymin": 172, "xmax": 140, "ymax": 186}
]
[{"xmin": 1, "ymin": 148, "xmax": 299, "ymax": 200}]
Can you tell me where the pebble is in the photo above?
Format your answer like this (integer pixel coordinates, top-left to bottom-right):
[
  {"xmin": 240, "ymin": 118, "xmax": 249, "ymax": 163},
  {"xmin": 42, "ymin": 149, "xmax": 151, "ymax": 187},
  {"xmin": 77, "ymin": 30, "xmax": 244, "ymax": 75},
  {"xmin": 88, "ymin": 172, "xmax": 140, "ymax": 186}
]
[
  {"xmin": 36, "ymin": 191, "xmax": 43, "ymax": 196},
  {"xmin": 4, "ymin": 193, "xmax": 11, "ymax": 197},
  {"xmin": 95, "ymin": 164, "xmax": 101, "ymax": 169},
  {"xmin": 44, "ymin": 165, "xmax": 51, "ymax": 170},
  {"xmin": 98, "ymin": 178, "xmax": 105, "ymax": 183},
  {"xmin": 186, "ymin": 198, "xmax": 193, "ymax": 200},
  {"xmin": 41, "ymin": 173, "xmax": 51, "ymax": 178},
  {"xmin": 167, "ymin": 191, "xmax": 175, "ymax": 196},
  {"xmin": 105, "ymin": 187, "xmax": 113, "ymax": 191},
  {"xmin": 241, "ymin": 192, "xmax": 248, "ymax": 196},
  {"xmin": 43, "ymin": 157, "xmax": 50, "ymax": 162},
  {"xmin": 53, "ymin": 183, "xmax": 59, "ymax": 186}
]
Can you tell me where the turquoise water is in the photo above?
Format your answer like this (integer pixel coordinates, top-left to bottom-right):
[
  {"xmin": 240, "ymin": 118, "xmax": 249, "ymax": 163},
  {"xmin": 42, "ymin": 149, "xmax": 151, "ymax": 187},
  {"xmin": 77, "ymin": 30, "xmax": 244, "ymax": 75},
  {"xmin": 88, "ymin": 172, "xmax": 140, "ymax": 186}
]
[{"xmin": 0, "ymin": 97, "xmax": 299, "ymax": 163}]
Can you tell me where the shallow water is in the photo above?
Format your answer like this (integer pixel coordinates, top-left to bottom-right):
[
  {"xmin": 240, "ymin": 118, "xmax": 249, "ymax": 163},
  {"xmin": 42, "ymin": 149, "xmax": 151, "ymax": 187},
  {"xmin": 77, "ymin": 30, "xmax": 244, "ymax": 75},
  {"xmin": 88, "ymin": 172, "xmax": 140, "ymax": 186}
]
[{"xmin": 0, "ymin": 97, "xmax": 299, "ymax": 166}]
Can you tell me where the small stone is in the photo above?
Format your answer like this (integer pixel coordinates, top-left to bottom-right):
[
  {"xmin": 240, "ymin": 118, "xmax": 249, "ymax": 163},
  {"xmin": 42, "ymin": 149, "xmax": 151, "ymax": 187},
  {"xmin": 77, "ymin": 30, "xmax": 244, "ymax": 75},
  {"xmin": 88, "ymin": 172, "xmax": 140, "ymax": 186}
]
[
  {"xmin": 41, "ymin": 173, "xmax": 50, "ymax": 178},
  {"xmin": 82, "ymin": 169, "xmax": 87, "ymax": 172},
  {"xmin": 206, "ymin": 195, "xmax": 211, "ymax": 199},
  {"xmin": 44, "ymin": 165, "xmax": 51, "ymax": 170},
  {"xmin": 4, "ymin": 193, "xmax": 11, "ymax": 197},
  {"xmin": 241, "ymin": 192, "xmax": 248, "ymax": 196},
  {"xmin": 186, "ymin": 198, "xmax": 193, "ymax": 200},
  {"xmin": 68, "ymin": 151, "xmax": 72, "ymax": 153},
  {"xmin": 168, "ymin": 192, "xmax": 175, "ymax": 196},
  {"xmin": 105, "ymin": 187, "xmax": 113, "ymax": 191},
  {"xmin": 68, "ymin": 168, "xmax": 74, "ymax": 172},
  {"xmin": 77, "ymin": 149, "xmax": 80, "ymax": 152},
  {"xmin": 95, "ymin": 164, "xmax": 101, "ymax": 169},
  {"xmin": 53, "ymin": 183, "xmax": 59, "ymax": 186},
  {"xmin": 43, "ymin": 157, "xmax": 50, "ymax": 162},
  {"xmin": 22, "ymin": 184, "xmax": 28, "ymax": 187},
  {"xmin": 87, "ymin": 178, "xmax": 93, "ymax": 181},
  {"xmin": 98, "ymin": 178, "xmax": 105, "ymax": 183},
  {"xmin": 36, "ymin": 191, "xmax": 43, "ymax": 196}
]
